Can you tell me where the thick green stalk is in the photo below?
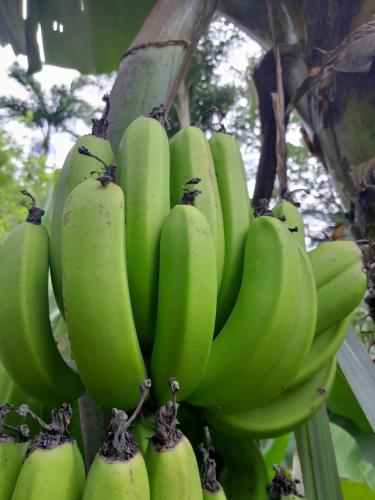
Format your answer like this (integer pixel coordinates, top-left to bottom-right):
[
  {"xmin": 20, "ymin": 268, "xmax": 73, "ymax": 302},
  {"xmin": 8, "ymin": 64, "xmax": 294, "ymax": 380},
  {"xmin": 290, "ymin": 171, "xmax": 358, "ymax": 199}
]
[
  {"xmin": 108, "ymin": 0, "xmax": 219, "ymax": 151},
  {"xmin": 295, "ymin": 403, "xmax": 342, "ymax": 500}
]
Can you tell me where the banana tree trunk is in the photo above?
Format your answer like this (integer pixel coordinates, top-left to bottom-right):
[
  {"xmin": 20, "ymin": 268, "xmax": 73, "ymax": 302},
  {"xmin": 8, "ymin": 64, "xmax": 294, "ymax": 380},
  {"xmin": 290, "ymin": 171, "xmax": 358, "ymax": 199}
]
[{"xmin": 108, "ymin": 0, "xmax": 219, "ymax": 152}]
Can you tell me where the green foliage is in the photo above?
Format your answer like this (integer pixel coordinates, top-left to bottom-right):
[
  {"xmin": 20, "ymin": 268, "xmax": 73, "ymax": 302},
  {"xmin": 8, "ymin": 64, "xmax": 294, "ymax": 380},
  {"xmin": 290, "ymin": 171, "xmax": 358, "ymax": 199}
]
[{"xmin": 0, "ymin": 130, "xmax": 50, "ymax": 244}]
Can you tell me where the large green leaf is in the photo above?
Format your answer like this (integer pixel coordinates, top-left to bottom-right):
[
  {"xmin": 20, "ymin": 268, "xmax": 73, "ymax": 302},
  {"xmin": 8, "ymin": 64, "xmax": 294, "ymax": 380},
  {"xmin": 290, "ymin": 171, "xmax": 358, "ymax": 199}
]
[
  {"xmin": 330, "ymin": 423, "xmax": 375, "ymax": 491},
  {"xmin": 0, "ymin": 0, "xmax": 156, "ymax": 74}
]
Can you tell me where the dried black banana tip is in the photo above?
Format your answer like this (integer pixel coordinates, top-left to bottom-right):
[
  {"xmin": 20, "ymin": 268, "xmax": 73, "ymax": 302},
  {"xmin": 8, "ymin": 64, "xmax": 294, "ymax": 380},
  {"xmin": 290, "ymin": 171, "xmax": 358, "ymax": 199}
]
[
  {"xmin": 78, "ymin": 146, "xmax": 117, "ymax": 186},
  {"xmin": 91, "ymin": 94, "xmax": 110, "ymax": 138},
  {"xmin": 20, "ymin": 189, "xmax": 45, "ymax": 225},
  {"xmin": 179, "ymin": 178, "xmax": 202, "ymax": 206},
  {"xmin": 148, "ymin": 104, "xmax": 171, "ymax": 130}
]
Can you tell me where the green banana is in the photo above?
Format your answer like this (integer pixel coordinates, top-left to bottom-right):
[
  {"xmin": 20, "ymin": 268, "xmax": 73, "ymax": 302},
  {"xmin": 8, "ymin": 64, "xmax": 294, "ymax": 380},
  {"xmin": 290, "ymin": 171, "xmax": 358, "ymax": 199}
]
[
  {"xmin": 83, "ymin": 381, "xmax": 151, "ymax": 499},
  {"xmin": 222, "ymin": 241, "xmax": 316, "ymax": 412},
  {"xmin": 188, "ymin": 215, "xmax": 301, "ymax": 412},
  {"xmin": 0, "ymin": 194, "xmax": 84, "ymax": 405},
  {"xmin": 0, "ymin": 404, "xmax": 29, "ymax": 500},
  {"xmin": 62, "ymin": 164, "xmax": 147, "ymax": 410},
  {"xmin": 205, "ymin": 358, "xmax": 337, "ymax": 439},
  {"xmin": 145, "ymin": 380, "xmax": 203, "ymax": 499},
  {"xmin": 209, "ymin": 131, "xmax": 251, "ymax": 331},
  {"xmin": 50, "ymin": 97, "xmax": 115, "ymax": 316},
  {"xmin": 117, "ymin": 114, "xmax": 170, "ymax": 349},
  {"xmin": 131, "ymin": 420, "xmax": 155, "ymax": 456},
  {"xmin": 12, "ymin": 404, "xmax": 85, "ymax": 500},
  {"xmin": 308, "ymin": 240, "xmax": 367, "ymax": 335},
  {"xmin": 212, "ymin": 430, "xmax": 269, "ymax": 500},
  {"xmin": 170, "ymin": 126, "xmax": 225, "ymax": 289},
  {"xmin": 150, "ymin": 200, "xmax": 217, "ymax": 404},
  {"xmin": 272, "ymin": 199, "xmax": 305, "ymax": 250},
  {"xmin": 288, "ymin": 314, "xmax": 351, "ymax": 390}
]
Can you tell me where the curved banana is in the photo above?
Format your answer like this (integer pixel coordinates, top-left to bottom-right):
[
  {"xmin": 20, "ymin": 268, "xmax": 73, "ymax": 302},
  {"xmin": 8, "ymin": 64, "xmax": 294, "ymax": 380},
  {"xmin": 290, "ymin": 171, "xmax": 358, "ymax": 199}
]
[
  {"xmin": 0, "ymin": 405, "xmax": 29, "ymax": 500},
  {"xmin": 209, "ymin": 131, "xmax": 251, "ymax": 331},
  {"xmin": 222, "ymin": 242, "xmax": 316, "ymax": 413},
  {"xmin": 131, "ymin": 420, "xmax": 155, "ymax": 456},
  {"xmin": 170, "ymin": 126, "xmax": 225, "ymax": 288},
  {"xmin": 145, "ymin": 435, "xmax": 202, "ymax": 500},
  {"xmin": 62, "ymin": 175, "xmax": 147, "ymax": 410},
  {"xmin": 288, "ymin": 314, "xmax": 351, "ymax": 390},
  {"xmin": 272, "ymin": 199, "xmax": 305, "ymax": 249},
  {"xmin": 83, "ymin": 452, "xmax": 150, "ymax": 499},
  {"xmin": 150, "ymin": 203, "xmax": 217, "ymax": 404},
  {"xmin": 117, "ymin": 115, "xmax": 170, "ymax": 349},
  {"xmin": 212, "ymin": 430, "xmax": 269, "ymax": 500},
  {"xmin": 205, "ymin": 358, "xmax": 337, "ymax": 439},
  {"xmin": 12, "ymin": 440, "xmax": 85, "ymax": 500},
  {"xmin": 50, "ymin": 110, "xmax": 115, "ymax": 316},
  {"xmin": 83, "ymin": 383, "xmax": 151, "ymax": 500},
  {"xmin": 0, "ymin": 199, "xmax": 84, "ymax": 405},
  {"xmin": 12, "ymin": 404, "xmax": 85, "ymax": 500},
  {"xmin": 145, "ymin": 380, "xmax": 203, "ymax": 499},
  {"xmin": 308, "ymin": 240, "xmax": 367, "ymax": 335},
  {"xmin": 188, "ymin": 215, "xmax": 301, "ymax": 411}
]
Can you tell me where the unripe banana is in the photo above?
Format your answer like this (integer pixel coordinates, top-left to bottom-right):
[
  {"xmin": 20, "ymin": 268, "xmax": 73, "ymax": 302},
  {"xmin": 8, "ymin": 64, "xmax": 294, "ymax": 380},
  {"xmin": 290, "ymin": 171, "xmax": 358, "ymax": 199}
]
[
  {"xmin": 50, "ymin": 100, "xmax": 115, "ymax": 316},
  {"xmin": 308, "ymin": 240, "xmax": 366, "ymax": 335},
  {"xmin": 117, "ymin": 114, "xmax": 170, "ymax": 349},
  {"xmin": 222, "ymin": 241, "xmax": 316, "ymax": 412},
  {"xmin": 83, "ymin": 452, "xmax": 150, "ymax": 500},
  {"xmin": 0, "ymin": 404, "xmax": 29, "ymax": 500},
  {"xmin": 288, "ymin": 314, "xmax": 351, "ymax": 390},
  {"xmin": 212, "ymin": 430, "xmax": 269, "ymax": 500},
  {"xmin": 170, "ymin": 126, "xmax": 225, "ymax": 288},
  {"xmin": 205, "ymin": 357, "xmax": 336, "ymax": 439},
  {"xmin": 62, "ymin": 173, "xmax": 147, "ymax": 410},
  {"xmin": 12, "ymin": 440, "xmax": 85, "ymax": 500},
  {"xmin": 188, "ymin": 215, "xmax": 301, "ymax": 411},
  {"xmin": 145, "ymin": 379, "xmax": 203, "ymax": 499},
  {"xmin": 150, "ymin": 202, "xmax": 217, "ymax": 404},
  {"xmin": 145, "ymin": 435, "xmax": 202, "ymax": 500},
  {"xmin": 272, "ymin": 199, "xmax": 305, "ymax": 249},
  {"xmin": 209, "ymin": 131, "xmax": 251, "ymax": 331},
  {"xmin": 0, "ymin": 440, "xmax": 29, "ymax": 500},
  {"xmin": 83, "ymin": 382, "xmax": 151, "ymax": 500},
  {"xmin": 12, "ymin": 404, "xmax": 85, "ymax": 500},
  {"xmin": 0, "ymin": 196, "xmax": 84, "ymax": 405}
]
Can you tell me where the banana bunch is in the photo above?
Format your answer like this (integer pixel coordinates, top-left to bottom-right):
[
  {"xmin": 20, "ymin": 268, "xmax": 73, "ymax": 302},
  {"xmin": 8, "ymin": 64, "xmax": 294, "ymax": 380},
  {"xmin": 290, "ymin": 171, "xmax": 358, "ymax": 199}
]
[{"xmin": 0, "ymin": 97, "xmax": 369, "ymax": 497}]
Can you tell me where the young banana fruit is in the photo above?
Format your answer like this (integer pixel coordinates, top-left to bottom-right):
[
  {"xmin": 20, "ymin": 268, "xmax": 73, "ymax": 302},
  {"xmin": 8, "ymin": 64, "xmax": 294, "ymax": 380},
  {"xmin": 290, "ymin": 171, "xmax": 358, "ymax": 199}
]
[
  {"xmin": 221, "ymin": 242, "xmax": 316, "ymax": 412},
  {"xmin": 117, "ymin": 114, "xmax": 170, "ymax": 349},
  {"xmin": 0, "ymin": 404, "xmax": 30, "ymax": 500},
  {"xmin": 212, "ymin": 430, "xmax": 269, "ymax": 500},
  {"xmin": 50, "ymin": 97, "xmax": 115, "ymax": 316},
  {"xmin": 62, "ymin": 165, "xmax": 147, "ymax": 410},
  {"xmin": 145, "ymin": 380, "xmax": 203, "ymax": 499},
  {"xmin": 272, "ymin": 199, "xmax": 305, "ymax": 249},
  {"xmin": 12, "ymin": 404, "xmax": 85, "ymax": 500},
  {"xmin": 170, "ymin": 126, "xmax": 225, "ymax": 289},
  {"xmin": 150, "ymin": 201, "xmax": 217, "ymax": 404},
  {"xmin": 188, "ymin": 215, "xmax": 301, "ymax": 412},
  {"xmin": 288, "ymin": 314, "xmax": 352, "ymax": 390},
  {"xmin": 0, "ymin": 194, "xmax": 84, "ymax": 405},
  {"xmin": 83, "ymin": 381, "xmax": 151, "ymax": 500},
  {"xmin": 205, "ymin": 357, "xmax": 337, "ymax": 439},
  {"xmin": 209, "ymin": 130, "xmax": 251, "ymax": 331},
  {"xmin": 308, "ymin": 240, "xmax": 367, "ymax": 335}
]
